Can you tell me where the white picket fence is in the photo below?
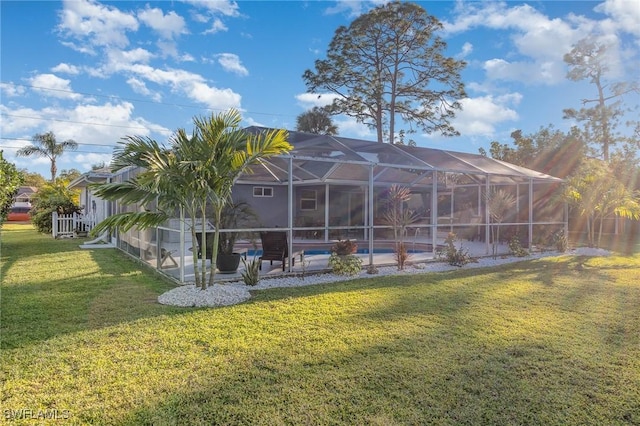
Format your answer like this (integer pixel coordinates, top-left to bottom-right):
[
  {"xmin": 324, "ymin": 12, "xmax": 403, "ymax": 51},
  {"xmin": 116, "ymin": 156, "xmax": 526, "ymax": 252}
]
[{"xmin": 52, "ymin": 212, "xmax": 97, "ymax": 239}]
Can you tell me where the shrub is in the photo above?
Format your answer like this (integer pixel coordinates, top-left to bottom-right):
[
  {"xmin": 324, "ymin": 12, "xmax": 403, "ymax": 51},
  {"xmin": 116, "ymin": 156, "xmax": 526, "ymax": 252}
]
[
  {"xmin": 395, "ymin": 242, "xmax": 409, "ymax": 270},
  {"xmin": 439, "ymin": 232, "xmax": 473, "ymax": 267},
  {"xmin": 331, "ymin": 239, "xmax": 357, "ymax": 255},
  {"xmin": 366, "ymin": 264, "xmax": 379, "ymax": 274},
  {"xmin": 30, "ymin": 181, "xmax": 81, "ymax": 234},
  {"xmin": 240, "ymin": 257, "xmax": 260, "ymax": 286},
  {"xmin": 552, "ymin": 229, "xmax": 568, "ymax": 253},
  {"xmin": 328, "ymin": 253, "xmax": 362, "ymax": 276},
  {"xmin": 508, "ymin": 234, "xmax": 529, "ymax": 257}
]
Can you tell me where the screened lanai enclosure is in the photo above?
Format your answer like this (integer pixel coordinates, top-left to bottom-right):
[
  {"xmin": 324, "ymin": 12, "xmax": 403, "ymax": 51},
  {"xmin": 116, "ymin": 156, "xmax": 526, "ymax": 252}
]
[{"xmin": 107, "ymin": 128, "xmax": 566, "ymax": 284}]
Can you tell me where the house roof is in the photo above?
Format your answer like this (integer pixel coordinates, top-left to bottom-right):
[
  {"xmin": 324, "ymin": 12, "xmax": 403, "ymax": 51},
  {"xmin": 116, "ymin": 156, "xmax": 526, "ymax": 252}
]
[
  {"xmin": 16, "ymin": 186, "xmax": 38, "ymax": 196},
  {"xmin": 68, "ymin": 170, "xmax": 113, "ymax": 189},
  {"xmin": 239, "ymin": 127, "xmax": 562, "ymax": 187}
]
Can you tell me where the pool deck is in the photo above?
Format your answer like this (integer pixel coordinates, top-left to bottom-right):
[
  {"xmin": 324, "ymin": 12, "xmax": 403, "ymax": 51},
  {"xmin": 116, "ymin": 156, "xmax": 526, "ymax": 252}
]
[{"xmin": 150, "ymin": 236, "xmax": 513, "ymax": 285}]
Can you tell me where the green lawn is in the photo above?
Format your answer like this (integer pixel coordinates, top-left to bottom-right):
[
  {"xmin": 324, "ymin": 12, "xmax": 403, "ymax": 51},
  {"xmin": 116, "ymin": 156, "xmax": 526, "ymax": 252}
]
[{"xmin": 2, "ymin": 223, "xmax": 639, "ymax": 425}]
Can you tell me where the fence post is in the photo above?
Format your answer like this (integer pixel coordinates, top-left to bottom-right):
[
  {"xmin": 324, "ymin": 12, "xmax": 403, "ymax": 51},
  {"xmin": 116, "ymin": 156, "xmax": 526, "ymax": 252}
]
[{"xmin": 52, "ymin": 211, "xmax": 58, "ymax": 238}]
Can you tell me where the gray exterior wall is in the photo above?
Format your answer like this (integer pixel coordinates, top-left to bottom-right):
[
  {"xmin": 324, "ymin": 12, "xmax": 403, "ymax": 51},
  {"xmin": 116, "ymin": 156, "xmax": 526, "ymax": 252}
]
[{"xmin": 233, "ymin": 184, "xmax": 289, "ymax": 228}]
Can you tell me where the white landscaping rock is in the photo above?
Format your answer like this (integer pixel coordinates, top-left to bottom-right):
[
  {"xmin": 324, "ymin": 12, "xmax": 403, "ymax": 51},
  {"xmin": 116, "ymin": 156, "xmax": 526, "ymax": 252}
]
[
  {"xmin": 157, "ymin": 248, "xmax": 611, "ymax": 308},
  {"xmin": 158, "ymin": 284, "xmax": 251, "ymax": 307}
]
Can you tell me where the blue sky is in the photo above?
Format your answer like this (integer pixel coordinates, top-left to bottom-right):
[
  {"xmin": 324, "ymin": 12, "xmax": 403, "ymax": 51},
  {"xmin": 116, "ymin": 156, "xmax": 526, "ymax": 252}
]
[{"xmin": 1, "ymin": 0, "xmax": 639, "ymax": 178}]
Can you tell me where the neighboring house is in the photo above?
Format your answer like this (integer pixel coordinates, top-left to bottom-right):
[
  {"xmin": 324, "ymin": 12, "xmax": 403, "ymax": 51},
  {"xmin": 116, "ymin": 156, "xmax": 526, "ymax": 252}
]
[
  {"xmin": 7, "ymin": 186, "xmax": 37, "ymax": 221},
  {"xmin": 88, "ymin": 128, "xmax": 566, "ymax": 283},
  {"xmin": 67, "ymin": 168, "xmax": 113, "ymax": 227}
]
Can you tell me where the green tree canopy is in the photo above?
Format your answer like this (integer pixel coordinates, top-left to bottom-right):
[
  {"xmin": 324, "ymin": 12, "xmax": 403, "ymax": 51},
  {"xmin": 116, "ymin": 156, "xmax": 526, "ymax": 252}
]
[
  {"xmin": 0, "ymin": 151, "xmax": 24, "ymax": 225},
  {"xmin": 18, "ymin": 169, "xmax": 47, "ymax": 189},
  {"xmin": 296, "ymin": 107, "xmax": 338, "ymax": 135},
  {"xmin": 303, "ymin": 1, "xmax": 466, "ymax": 144},
  {"xmin": 564, "ymin": 158, "xmax": 640, "ymax": 247},
  {"xmin": 29, "ymin": 180, "xmax": 81, "ymax": 234},
  {"xmin": 480, "ymin": 126, "xmax": 587, "ymax": 179}
]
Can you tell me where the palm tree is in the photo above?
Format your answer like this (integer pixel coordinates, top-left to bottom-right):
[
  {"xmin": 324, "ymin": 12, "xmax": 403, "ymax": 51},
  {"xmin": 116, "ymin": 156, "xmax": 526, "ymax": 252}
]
[
  {"xmin": 565, "ymin": 158, "xmax": 640, "ymax": 247},
  {"xmin": 91, "ymin": 109, "xmax": 292, "ymax": 289},
  {"xmin": 486, "ymin": 189, "xmax": 516, "ymax": 259},
  {"xmin": 296, "ymin": 107, "xmax": 338, "ymax": 135},
  {"xmin": 16, "ymin": 132, "xmax": 78, "ymax": 181}
]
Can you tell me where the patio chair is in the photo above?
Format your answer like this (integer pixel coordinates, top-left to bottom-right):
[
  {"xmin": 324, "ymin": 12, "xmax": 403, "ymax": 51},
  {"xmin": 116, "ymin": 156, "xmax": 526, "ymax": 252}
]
[{"xmin": 259, "ymin": 231, "xmax": 304, "ymax": 271}]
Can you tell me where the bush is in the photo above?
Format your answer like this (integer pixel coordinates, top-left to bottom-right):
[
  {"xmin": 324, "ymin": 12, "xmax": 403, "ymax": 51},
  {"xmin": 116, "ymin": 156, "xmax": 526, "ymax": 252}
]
[
  {"xmin": 366, "ymin": 264, "xmax": 379, "ymax": 274},
  {"xmin": 552, "ymin": 229, "xmax": 568, "ymax": 253},
  {"xmin": 30, "ymin": 182, "xmax": 81, "ymax": 234},
  {"xmin": 508, "ymin": 234, "xmax": 529, "ymax": 257},
  {"xmin": 331, "ymin": 239, "xmax": 357, "ymax": 255},
  {"xmin": 328, "ymin": 253, "xmax": 362, "ymax": 276},
  {"xmin": 439, "ymin": 232, "xmax": 473, "ymax": 267}
]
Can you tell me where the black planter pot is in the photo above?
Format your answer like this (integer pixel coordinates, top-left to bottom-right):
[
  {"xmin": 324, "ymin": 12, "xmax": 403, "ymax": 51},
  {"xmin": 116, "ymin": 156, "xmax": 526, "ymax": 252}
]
[{"xmin": 216, "ymin": 253, "xmax": 242, "ymax": 273}]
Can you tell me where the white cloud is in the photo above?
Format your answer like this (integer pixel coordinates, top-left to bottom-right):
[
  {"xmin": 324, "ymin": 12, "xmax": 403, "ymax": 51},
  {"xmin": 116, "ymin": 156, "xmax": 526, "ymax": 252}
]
[
  {"xmin": 595, "ymin": 0, "xmax": 640, "ymax": 36},
  {"xmin": 203, "ymin": 18, "xmax": 227, "ymax": 35},
  {"xmin": 28, "ymin": 74, "xmax": 82, "ymax": 100},
  {"xmin": 182, "ymin": 0, "xmax": 240, "ymax": 17},
  {"xmin": 1, "ymin": 102, "xmax": 171, "ymax": 151},
  {"xmin": 458, "ymin": 42, "xmax": 473, "ymax": 59},
  {"xmin": 51, "ymin": 63, "xmax": 80, "ymax": 75},
  {"xmin": 334, "ymin": 117, "xmax": 374, "ymax": 139},
  {"xmin": 244, "ymin": 116, "xmax": 266, "ymax": 127},
  {"xmin": 126, "ymin": 78, "xmax": 162, "ymax": 101},
  {"xmin": 185, "ymin": 82, "xmax": 242, "ymax": 111},
  {"xmin": 449, "ymin": 94, "xmax": 521, "ymax": 137},
  {"xmin": 0, "ymin": 105, "xmax": 45, "ymax": 135},
  {"xmin": 0, "ymin": 82, "xmax": 26, "ymax": 97},
  {"xmin": 482, "ymin": 58, "xmax": 564, "ymax": 85},
  {"xmin": 216, "ymin": 53, "xmax": 248, "ymax": 76},
  {"xmin": 60, "ymin": 41, "xmax": 96, "ymax": 55},
  {"xmin": 295, "ymin": 93, "xmax": 340, "ymax": 109},
  {"xmin": 156, "ymin": 40, "xmax": 180, "ymax": 59},
  {"xmin": 138, "ymin": 6, "xmax": 187, "ymax": 39},
  {"xmin": 108, "ymin": 63, "xmax": 242, "ymax": 110},
  {"xmin": 72, "ymin": 153, "xmax": 114, "ymax": 171},
  {"xmin": 100, "ymin": 47, "xmax": 154, "ymax": 75},
  {"xmin": 323, "ymin": 0, "xmax": 387, "ymax": 18},
  {"xmin": 324, "ymin": 1, "xmax": 364, "ymax": 17},
  {"xmin": 442, "ymin": 2, "xmax": 589, "ymax": 85},
  {"xmin": 58, "ymin": 0, "xmax": 138, "ymax": 48}
]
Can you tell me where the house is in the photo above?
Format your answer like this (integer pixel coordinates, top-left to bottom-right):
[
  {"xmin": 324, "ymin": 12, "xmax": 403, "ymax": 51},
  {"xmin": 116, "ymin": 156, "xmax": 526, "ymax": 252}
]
[
  {"xmin": 7, "ymin": 186, "xmax": 37, "ymax": 221},
  {"xmin": 67, "ymin": 168, "xmax": 113, "ymax": 227},
  {"xmin": 81, "ymin": 128, "xmax": 567, "ymax": 283}
]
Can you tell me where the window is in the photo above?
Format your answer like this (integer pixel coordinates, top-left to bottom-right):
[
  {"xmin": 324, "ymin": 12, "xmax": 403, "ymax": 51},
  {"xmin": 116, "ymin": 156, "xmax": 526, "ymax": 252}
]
[
  {"xmin": 253, "ymin": 186, "xmax": 273, "ymax": 197},
  {"xmin": 300, "ymin": 189, "xmax": 317, "ymax": 211}
]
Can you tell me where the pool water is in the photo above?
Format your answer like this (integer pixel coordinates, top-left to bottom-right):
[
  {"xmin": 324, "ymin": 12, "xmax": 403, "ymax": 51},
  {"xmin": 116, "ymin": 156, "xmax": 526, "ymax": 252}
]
[{"xmin": 245, "ymin": 248, "xmax": 428, "ymax": 256}]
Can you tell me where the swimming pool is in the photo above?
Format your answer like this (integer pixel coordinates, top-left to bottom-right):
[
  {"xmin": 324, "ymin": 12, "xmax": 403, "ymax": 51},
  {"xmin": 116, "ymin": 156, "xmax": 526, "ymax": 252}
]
[{"xmin": 245, "ymin": 247, "xmax": 431, "ymax": 257}]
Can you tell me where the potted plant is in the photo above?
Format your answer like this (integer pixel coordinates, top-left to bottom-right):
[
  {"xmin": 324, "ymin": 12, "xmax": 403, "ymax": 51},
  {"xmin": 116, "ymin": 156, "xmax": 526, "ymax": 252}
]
[{"xmin": 215, "ymin": 201, "xmax": 257, "ymax": 273}]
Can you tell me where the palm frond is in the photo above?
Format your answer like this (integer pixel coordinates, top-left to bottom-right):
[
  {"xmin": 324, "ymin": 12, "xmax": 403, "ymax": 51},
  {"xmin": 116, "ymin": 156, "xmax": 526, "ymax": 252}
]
[{"xmin": 92, "ymin": 211, "xmax": 169, "ymax": 235}]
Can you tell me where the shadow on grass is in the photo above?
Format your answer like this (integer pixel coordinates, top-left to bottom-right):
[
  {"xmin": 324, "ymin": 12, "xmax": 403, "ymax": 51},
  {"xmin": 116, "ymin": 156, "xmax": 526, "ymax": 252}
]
[
  {"xmin": 1, "ymin": 225, "xmax": 193, "ymax": 349},
  {"xmin": 116, "ymin": 311, "xmax": 640, "ymax": 425}
]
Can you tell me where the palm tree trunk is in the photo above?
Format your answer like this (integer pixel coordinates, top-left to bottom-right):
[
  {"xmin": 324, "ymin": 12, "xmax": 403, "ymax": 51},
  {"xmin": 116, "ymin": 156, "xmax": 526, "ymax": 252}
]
[
  {"xmin": 597, "ymin": 215, "xmax": 604, "ymax": 248},
  {"xmin": 207, "ymin": 207, "xmax": 223, "ymax": 288},
  {"xmin": 200, "ymin": 205, "xmax": 208, "ymax": 289},
  {"xmin": 190, "ymin": 217, "xmax": 201, "ymax": 289}
]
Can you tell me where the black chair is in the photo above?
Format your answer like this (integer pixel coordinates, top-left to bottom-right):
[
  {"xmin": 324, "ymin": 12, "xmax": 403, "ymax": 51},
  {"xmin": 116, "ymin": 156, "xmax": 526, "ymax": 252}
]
[{"xmin": 259, "ymin": 231, "xmax": 303, "ymax": 271}]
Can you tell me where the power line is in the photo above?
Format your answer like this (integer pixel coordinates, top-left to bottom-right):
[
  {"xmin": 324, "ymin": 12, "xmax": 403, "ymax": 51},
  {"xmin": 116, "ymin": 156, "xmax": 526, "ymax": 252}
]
[
  {"xmin": 0, "ymin": 145, "xmax": 113, "ymax": 155},
  {"xmin": 0, "ymin": 136, "xmax": 117, "ymax": 147},
  {"xmin": 1, "ymin": 112, "xmax": 154, "ymax": 131},
  {"xmin": 1, "ymin": 81, "xmax": 294, "ymax": 118}
]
